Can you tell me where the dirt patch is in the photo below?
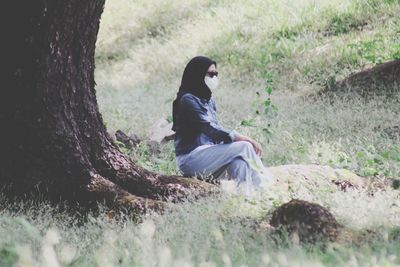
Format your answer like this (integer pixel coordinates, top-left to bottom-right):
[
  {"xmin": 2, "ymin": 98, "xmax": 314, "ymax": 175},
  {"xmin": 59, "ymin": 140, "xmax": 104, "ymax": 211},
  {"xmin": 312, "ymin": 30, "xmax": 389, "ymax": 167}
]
[
  {"xmin": 314, "ymin": 60, "xmax": 400, "ymax": 98},
  {"xmin": 269, "ymin": 199, "xmax": 342, "ymax": 243}
]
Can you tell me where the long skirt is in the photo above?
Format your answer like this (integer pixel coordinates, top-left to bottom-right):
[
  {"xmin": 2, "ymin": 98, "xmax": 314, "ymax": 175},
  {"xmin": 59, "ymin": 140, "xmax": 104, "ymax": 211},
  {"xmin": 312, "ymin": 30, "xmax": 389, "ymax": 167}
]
[{"xmin": 176, "ymin": 141, "xmax": 274, "ymax": 190}]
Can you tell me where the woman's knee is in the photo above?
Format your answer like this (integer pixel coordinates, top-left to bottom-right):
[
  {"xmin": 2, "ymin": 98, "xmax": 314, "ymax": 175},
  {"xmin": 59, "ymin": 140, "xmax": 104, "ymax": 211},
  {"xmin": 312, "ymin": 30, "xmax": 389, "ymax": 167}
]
[
  {"xmin": 231, "ymin": 141, "xmax": 253, "ymax": 152},
  {"xmin": 234, "ymin": 141, "xmax": 256, "ymax": 158}
]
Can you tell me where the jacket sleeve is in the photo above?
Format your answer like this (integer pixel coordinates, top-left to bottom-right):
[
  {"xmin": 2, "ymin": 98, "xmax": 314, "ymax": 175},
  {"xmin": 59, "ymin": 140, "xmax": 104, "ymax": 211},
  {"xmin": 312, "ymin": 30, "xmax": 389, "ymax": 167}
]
[
  {"xmin": 210, "ymin": 98, "xmax": 238, "ymax": 141},
  {"xmin": 180, "ymin": 94, "xmax": 235, "ymax": 144}
]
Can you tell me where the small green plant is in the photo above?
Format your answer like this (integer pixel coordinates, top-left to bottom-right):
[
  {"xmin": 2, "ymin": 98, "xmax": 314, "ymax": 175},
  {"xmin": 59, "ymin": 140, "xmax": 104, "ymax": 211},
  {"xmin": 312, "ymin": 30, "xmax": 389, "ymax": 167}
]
[
  {"xmin": 252, "ymin": 74, "xmax": 279, "ymax": 144},
  {"xmin": 240, "ymin": 119, "xmax": 255, "ymax": 127},
  {"xmin": 348, "ymin": 40, "xmax": 381, "ymax": 63}
]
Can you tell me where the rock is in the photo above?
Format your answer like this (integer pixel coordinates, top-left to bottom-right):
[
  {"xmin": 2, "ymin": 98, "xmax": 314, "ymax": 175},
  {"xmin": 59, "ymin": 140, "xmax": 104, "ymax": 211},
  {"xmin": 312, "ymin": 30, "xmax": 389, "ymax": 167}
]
[
  {"xmin": 129, "ymin": 132, "xmax": 141, "ymax": 144},
  {"xmin": 270, "ymin": 199, "xmax": 342, "ymax": 243},
  {"xmin": 267, "ymin": 164, "xmax": 366, "ymax": 192},
  {"xmin": 149, "ymin": 118, "xmax": 175, "ymax": 143},
  {"xmin": 115, "ymin": 130, "xmax": 140, "ymax": 149},
  {"xmin": 266, "ymin": 164, "xmax": 394, "ymax": 196}
]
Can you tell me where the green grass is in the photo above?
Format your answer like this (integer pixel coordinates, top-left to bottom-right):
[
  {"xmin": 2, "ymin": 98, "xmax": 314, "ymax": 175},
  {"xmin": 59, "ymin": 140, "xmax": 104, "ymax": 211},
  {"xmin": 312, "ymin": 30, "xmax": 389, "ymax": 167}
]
[
  {"xmin": 2, "ymin": 0, "xmax": 400, "ymax": 266},
  {"xmin": 1, "ymin": 181, "xmax": 400, "ymax": 266}
]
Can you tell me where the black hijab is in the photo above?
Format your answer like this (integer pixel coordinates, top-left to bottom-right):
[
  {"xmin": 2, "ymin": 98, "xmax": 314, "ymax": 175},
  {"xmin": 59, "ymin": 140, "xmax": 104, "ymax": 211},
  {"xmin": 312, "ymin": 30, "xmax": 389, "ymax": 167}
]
[{"xmin": 172, "ymin": 56, "xmax": 216, "ymax": 132}]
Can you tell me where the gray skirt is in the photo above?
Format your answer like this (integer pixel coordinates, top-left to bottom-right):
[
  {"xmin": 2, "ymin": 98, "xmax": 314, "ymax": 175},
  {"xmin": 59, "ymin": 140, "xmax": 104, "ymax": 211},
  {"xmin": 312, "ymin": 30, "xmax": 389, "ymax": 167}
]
[{"xmin": 176, "ymin": 141, "xmax": 274, "ymax": 187}]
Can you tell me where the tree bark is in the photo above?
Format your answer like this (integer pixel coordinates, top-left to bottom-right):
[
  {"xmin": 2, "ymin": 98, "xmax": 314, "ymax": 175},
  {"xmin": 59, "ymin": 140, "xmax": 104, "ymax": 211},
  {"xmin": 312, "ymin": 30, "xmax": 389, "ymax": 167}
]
[{"xmin": 1, "ymin": 0, "xmax": 213, "ymax": 212}]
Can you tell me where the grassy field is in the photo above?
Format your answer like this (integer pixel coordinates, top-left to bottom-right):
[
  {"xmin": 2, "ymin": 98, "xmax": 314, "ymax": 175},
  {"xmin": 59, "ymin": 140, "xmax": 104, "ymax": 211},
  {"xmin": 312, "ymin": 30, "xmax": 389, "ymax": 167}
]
[{"xmin": 1, "ymin": 0, "xmax": 400, "ymax": 266}]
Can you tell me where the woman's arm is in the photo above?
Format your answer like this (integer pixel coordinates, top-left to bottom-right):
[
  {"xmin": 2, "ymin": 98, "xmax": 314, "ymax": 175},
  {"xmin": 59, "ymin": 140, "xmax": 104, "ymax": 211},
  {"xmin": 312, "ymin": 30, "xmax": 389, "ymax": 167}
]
[
  {"xmin": 209, "ymin": 99, "xmax": 241, "ymax": 144},
  {"xmin": 180, "ymin": 94, "xmax": 234, "ymax": 143},
  {"xmin": 232, "ymin": 133, "xmax": 263, "ymax": 157},
  {"xmin": 210, "ymin": 99, "xmax": 263, "ymax": 156}
]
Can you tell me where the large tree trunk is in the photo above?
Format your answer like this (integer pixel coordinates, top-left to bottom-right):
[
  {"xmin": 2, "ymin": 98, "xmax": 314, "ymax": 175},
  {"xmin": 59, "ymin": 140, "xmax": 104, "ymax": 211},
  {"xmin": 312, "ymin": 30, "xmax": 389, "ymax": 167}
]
[{"xmin": 1, "ymin": 0, "xmax": 212, "ymax": 213}]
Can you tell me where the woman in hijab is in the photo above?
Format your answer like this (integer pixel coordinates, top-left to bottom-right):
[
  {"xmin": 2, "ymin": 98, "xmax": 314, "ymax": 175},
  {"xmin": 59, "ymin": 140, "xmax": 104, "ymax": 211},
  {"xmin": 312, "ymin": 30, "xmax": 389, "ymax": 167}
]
[{"xmin": 172, "ymin": 56, "xmax": 273, "ymax": 191}]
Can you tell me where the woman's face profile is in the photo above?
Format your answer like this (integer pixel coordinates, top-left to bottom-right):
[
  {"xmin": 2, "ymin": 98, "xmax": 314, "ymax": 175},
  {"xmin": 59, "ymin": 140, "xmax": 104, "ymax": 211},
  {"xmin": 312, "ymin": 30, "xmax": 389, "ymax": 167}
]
[
  {"xmin": 206, "ymin": 64, "xmax": 217, "ymax": 76},
  {"xmin": 204, "ymin": 63, "xmax": 219, "ymax": 90}
]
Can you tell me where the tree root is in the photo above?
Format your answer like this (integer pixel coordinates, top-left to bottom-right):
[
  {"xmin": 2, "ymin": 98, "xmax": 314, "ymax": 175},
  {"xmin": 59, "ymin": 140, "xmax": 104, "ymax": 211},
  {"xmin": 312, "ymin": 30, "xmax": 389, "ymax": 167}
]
[
  {"xmin": 87, "ymin": 174, "xmax": 166, "ymax": 215},
  {"xmin": 96, "ymin": 145, "xmax": 219, "ymax": 202}
]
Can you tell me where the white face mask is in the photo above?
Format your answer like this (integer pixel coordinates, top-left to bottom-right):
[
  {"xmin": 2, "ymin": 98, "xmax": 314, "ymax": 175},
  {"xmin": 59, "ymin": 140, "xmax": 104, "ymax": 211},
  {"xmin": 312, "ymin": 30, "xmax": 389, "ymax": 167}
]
[{"xmin": 204, "ymin": 76, "xmax": 219, "ymax": 90}]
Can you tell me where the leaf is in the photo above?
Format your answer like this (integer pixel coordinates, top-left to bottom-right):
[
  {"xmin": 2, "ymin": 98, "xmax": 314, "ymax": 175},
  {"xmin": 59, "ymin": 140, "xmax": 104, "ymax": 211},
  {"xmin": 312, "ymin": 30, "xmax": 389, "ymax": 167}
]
[
  {"xmin": 263, "ymin": 99, "xmax": 271, "ymax": 107},
  {"xmin": 240, "ymin": 119, "xmax": 254, "ymax": 127},
  {"xmin": 262, "ymin": 128, "xmax": 273, "ymax": 139},
  {"xmin": 264, "ymin": 86, "xmax": 273, "ymax": 95}
]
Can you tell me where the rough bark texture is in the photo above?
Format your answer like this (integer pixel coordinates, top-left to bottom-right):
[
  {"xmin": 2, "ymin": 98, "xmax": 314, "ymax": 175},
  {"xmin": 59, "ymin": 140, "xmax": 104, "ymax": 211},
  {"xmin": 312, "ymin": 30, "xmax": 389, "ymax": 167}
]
[{"xmin": 1, "ymin": 0, "xmax": 213, "ymax": 212}]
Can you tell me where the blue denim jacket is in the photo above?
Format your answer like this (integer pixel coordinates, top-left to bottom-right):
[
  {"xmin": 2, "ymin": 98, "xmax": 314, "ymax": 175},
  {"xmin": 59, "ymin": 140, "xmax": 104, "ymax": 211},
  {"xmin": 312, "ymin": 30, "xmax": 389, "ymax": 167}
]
[{"xmin": 173, "ymin": 93, "xmax": 236, "ymax": 156}]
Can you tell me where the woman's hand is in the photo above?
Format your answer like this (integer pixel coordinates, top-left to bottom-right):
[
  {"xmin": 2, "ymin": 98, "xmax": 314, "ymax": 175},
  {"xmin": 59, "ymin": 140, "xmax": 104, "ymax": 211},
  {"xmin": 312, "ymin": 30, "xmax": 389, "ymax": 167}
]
[
  {"xmin": 234, "ymin": 134, "xmax": 263, "ymax": 157},
  {"xmin": 249, "ymin": 139, "xmax": 263, "ymax": 157}
]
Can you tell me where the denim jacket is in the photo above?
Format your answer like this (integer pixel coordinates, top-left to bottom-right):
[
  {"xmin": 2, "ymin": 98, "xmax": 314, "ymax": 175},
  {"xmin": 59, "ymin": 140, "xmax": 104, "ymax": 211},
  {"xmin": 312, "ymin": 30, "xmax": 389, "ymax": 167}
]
[{"xmin": 173, "ymin": 93, "xmax": 236, "ymax": 156}]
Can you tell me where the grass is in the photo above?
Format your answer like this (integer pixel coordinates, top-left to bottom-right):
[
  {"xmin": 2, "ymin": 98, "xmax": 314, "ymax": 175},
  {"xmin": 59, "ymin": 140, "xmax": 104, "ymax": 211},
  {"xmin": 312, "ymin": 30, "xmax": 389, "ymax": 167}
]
[
  {"xmin": 2, "ymin": 0, "xmax": 400, "ymax": 266},
  {"xmin": 1, "ymin": 181, "xmax": 400, "ymax": 266},
  {"xmin": 0, "ymin": 188, "xmax": 399, "ymax": 267},
  {"xmin": 95, "ymin": 0, "xmax": 400, "ymax": 179}
]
